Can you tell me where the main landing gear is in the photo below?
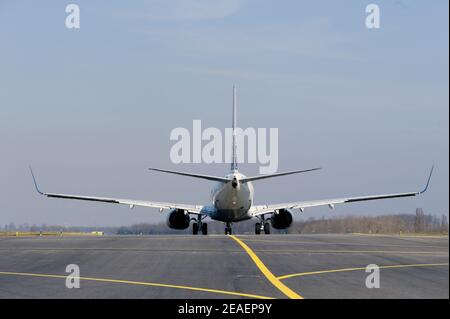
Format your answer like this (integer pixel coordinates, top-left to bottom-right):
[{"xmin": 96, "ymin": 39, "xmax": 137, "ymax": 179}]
[
  {"xmin": 192, "ymin": 215, "xmax": 208, "ymax": 235},
  {"xmin": 255, "ymin": 216, "xmax": 270, "ymax": 235}
]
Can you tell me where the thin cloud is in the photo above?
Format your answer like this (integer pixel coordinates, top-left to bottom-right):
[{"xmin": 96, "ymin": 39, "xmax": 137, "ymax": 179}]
[
  {"xmin": 130, "ymin": 0, "xmax": 241, "ymax": 21},
  {"xmin": 136, "ymin": 18, "xmax": 366, "ymax": 62}
]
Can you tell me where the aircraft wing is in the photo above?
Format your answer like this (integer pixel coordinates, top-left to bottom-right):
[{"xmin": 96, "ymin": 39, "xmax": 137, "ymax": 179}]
[
  {"xmin": 30, "ymin": 168, "xmax": 203, "ymax": 214},
  {"xmin": 250, "ymin": 166, "xmax": 434, "ymax": 217}
]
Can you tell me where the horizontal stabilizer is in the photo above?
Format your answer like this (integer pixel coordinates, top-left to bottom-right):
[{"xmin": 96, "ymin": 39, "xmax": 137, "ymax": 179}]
[
  {"xmin": 149, "ymin": 168, "xmax": 230, "ymax": 183},
  {"xmin": 240, "ymin": 167, "xmax": 322, "ymax": 183}
]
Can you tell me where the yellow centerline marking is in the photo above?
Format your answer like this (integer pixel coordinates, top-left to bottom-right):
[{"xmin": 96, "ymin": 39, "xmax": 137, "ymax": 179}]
[
  {"xmin": 229, "ymin": 235, "xmax": 303, "ymax": 299},
  {"xmin": 352, "ymin": 233, "xmax": 449, "ymax": 239},
  {"xmin": 0, "ymin": 271, "xmax": 273, "ymax": 299},
  {"xmin": 277, "ymin": 263, "xmax": 450, "ymax": 280},
  {"xmin": 254, "ymin": 249, "xmax": 448, "ymax": 255}
]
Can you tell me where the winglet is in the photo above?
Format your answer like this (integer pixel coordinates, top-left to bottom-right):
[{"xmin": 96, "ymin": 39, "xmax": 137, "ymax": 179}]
[
  {"xmin": 420, "ymin": 165, "xmax": 434, "ymax": 194},
  {"xmin": 29, "ymin": 166, "xmax": 44, "ymax": 195}
]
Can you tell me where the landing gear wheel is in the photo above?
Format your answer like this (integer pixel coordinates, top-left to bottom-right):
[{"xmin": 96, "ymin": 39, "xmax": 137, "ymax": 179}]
[
  {"xmin": 255, "ymin": 223, "xmax": 261, "ymax": 235},
  {"xmin": 201, "ymin": 223, "xmax": 208, "ymax": 235},
  {"xmin": 264, "ymin": 222, "xmax": 271, "ymax": 234},
  {"xmin": 225, "ymin": 227, "xmax": 232, "ymax": 235},
  {"xmin": 192, "ymin": 223, "xmax": 199, "ymax": 235}
]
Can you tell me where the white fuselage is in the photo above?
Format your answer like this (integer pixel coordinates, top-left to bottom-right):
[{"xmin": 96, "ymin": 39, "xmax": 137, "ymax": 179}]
[{"xmin": 209, "ymin": 171, "xmax": 254, "ymax": 222}]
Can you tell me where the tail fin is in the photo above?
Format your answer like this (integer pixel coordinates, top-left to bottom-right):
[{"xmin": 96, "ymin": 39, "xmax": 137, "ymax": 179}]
[{"xmin": 231, "ymin": 85, "xmax": 238, "ymax": 172}]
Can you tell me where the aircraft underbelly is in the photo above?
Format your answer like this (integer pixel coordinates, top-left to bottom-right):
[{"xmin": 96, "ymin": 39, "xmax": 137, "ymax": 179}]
[{"xmin": 212, "ymin": 183, "xmax": 252, "ymax": 222}]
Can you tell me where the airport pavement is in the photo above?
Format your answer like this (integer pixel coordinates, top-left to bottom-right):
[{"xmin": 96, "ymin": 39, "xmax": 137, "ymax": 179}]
[{"xmin": 0, "ymin": 234, "xmax": 448, "ymax": 299}]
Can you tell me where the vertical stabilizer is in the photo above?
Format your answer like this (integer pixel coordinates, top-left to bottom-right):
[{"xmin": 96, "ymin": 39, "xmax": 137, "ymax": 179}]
[{"xmin": 231, "ymin": 85, "xmax": 238, "ymax": 172}]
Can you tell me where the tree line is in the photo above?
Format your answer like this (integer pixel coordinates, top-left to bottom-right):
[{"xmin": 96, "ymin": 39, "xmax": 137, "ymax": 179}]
[{"xmin": 2, "ymin": 209, "xmax": 448, "ymax": 235}]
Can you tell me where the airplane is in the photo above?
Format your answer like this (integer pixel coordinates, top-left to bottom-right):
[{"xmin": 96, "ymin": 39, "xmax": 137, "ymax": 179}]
[{"xmin": 30, "ymin": 86, "xmax": 434, "ymax": 235}]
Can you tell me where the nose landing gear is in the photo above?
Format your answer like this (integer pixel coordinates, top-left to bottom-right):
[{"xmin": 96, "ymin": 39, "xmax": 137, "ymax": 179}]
[{"xmin": 224, "ymin": 222, "xmax": 232, "ymax": 235}]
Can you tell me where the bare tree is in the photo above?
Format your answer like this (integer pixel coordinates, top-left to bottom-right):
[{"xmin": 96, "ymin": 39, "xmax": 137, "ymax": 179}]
[
  {"xmin": 414, "ymin": 208, "xmax": 425, "ymax": 233},
  {"xmin": 441, "ymin": 215, "xmax": 449, "ymax": 234}
]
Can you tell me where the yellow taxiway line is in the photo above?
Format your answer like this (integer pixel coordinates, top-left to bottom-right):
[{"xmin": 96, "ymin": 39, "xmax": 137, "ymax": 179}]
[
  {"xmin": 351, "ymin": 233, "xmax": 449, "ymax": 239},
  {"xmin": 0, "ymin": 271, "xmax": 274, "ymax": 299},
  {"xmin": 254, "ymin": 249, "xmax": 448, "ymax": 255},
  {"xmin": 277, "ymin": 263, "xmax": 450, "ymax": 280},
  {"xmin": 229, "ymin": 235, "xmax": 303, "ymax": 299}
]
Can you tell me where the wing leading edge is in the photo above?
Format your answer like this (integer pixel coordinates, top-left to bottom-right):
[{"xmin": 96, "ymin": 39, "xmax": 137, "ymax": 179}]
[
  {"xmin": 29, "ymin": 167, "xmax": 203, "ymax": 214},
  {"xmin": 250, "ymin": 166, "xmax": 434, "ymax": 217}
]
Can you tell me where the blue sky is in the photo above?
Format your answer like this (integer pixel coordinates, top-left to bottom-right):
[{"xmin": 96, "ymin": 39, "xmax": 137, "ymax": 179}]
[{"xmin": 0, "ymin": 1, "xmax": 448, "ymax": 226}]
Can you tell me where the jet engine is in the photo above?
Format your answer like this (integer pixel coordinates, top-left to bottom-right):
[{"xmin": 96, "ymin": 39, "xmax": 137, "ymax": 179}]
[
  {"xmin": 166, "ymin": 209, "xmax": 190, "ymax": 230},
  {"xmin": 270, "ymin": 209, "xmax": 293, "ymax": 229}
]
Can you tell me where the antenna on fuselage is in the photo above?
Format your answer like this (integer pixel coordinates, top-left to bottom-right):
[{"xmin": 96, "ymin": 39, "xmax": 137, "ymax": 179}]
[{"xmin": 231, "ymin": 85, "xmax": 238, "ymax": 172}]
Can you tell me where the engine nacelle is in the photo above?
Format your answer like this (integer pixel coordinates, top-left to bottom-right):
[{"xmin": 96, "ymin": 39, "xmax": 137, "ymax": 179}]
[
  {"xmin": 166, "ymin": 209, "xmax": 190, "ymax": 230},
  {"xmin": 270, "ymin": 209, "xmax": 293, "ymax": 229}
]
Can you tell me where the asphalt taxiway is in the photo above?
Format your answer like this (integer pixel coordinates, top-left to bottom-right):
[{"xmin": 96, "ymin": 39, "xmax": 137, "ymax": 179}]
[{"xmin": 0, "ymin": 234, "xmax": 448, "ymax": 299}]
